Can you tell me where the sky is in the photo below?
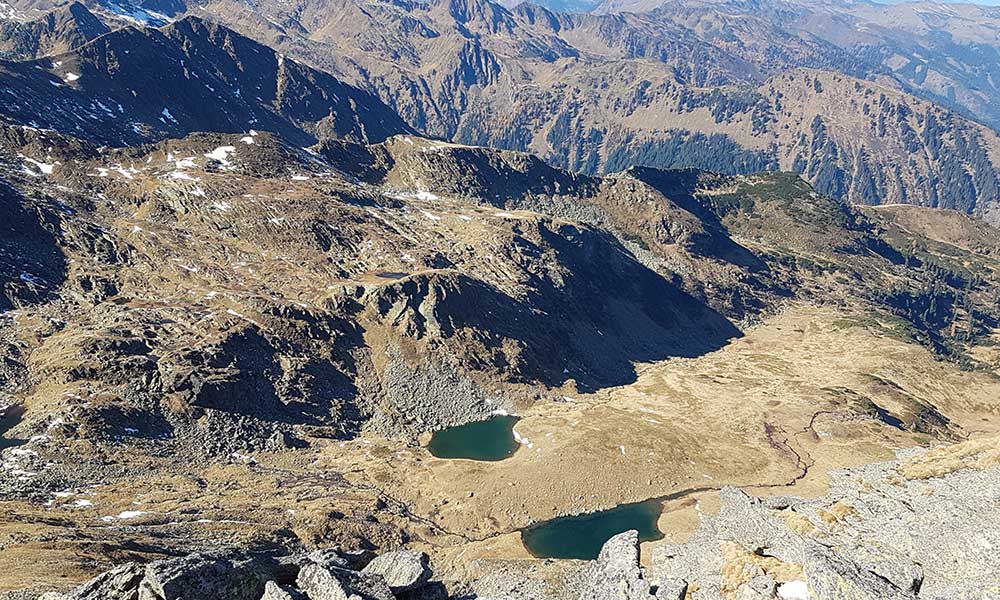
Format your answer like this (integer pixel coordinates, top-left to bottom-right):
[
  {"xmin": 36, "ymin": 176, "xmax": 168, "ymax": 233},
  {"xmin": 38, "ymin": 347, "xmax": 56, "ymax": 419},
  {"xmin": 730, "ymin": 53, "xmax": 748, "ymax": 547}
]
[{"xmin": 875, "ymin": 0, "xmax": 1000, "ymax": 4}]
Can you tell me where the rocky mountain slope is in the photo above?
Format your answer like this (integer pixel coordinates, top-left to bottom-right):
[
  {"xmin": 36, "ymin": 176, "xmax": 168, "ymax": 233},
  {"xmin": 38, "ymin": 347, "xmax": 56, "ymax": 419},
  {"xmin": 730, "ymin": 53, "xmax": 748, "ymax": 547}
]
[
  {"xmin": 20, "ymin": 435, "xmax": 1000, "ymax": 600},
  {"xmin": 1, "ymin": 109, "xmax": 999, "ymax": 597},
  {"xmin": 0, "ymin": 4, "xmax": 999, "ymax": 599},
  {"xmin": 519, "ymin": 0, "xmax": 1000, "ymax": 135},
  {"xmin": 0, "ymin": 14, "xmax": 413, "ymax": 145},
  {"xmin": 4, "ymin": 1, "xmax": 1000, "ymax": 223}
]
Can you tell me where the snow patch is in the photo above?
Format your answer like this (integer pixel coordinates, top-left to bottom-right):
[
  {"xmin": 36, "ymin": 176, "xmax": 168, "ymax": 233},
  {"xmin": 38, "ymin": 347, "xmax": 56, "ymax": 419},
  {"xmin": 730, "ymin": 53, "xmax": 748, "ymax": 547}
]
[
  {"xmin": 204, "ymin": 146, "xmax": 236, "ymax": 163},
  {"xmin": 777, "ymin": 580, "xmax": 809, "ymax": 600},
  {"xmin": 102, "ymin": 510, "xmax": 146, "ymax": 522},
  {"xmin": 513, "ymin": 428, "xmax": 533, "ymax": 449},
  {"xmin": 23, "ymin": 158, "xmax": 55, "ymax": 175}
]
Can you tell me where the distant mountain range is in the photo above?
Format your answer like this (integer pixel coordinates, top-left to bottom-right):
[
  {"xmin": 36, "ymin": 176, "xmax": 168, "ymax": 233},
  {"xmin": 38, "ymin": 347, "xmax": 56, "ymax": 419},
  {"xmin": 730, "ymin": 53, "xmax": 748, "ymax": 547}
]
[{"xmin": 2, "ymin": 0, "xmax": 1000, "ymax": 225}]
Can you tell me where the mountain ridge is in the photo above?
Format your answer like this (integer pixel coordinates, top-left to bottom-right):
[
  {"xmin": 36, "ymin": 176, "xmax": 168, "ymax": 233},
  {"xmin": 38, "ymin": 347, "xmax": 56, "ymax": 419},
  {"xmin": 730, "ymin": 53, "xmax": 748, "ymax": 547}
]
[
  {"xmin": 0, "ymin": 12, "xmax": 415, "ymax": 145},
  {"xmin": 84, "ymin": 0, "xmax": 1000, "ymax": 225}
]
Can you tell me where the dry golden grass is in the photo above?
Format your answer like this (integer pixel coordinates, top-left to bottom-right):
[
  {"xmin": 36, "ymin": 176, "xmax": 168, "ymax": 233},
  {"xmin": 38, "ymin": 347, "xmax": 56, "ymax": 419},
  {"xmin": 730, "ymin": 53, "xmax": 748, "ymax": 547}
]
[
  {"xmin": 901, "ymin": 435, "xmax": 1000, "ymax": 480},
  {"xmin": 719, "ymin": 541, "xmax": 804, "ymax": 598}
]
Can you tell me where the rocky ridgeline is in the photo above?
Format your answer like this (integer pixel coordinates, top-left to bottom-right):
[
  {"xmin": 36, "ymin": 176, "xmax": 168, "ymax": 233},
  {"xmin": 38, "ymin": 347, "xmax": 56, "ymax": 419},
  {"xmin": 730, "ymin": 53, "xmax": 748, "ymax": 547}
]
[
  {"xmin": 37, "ymin": 548, "xmax": 437, "ymax": 600},
  {"xmin": 575, "ymin": 439, "xmax": 999, "ymax": 600}
]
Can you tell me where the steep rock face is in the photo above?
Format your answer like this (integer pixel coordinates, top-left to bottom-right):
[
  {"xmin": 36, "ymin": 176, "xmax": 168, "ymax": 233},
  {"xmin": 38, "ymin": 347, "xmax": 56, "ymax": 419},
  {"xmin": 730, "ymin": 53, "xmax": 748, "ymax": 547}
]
[
  {"xmin": 0, "ymin": 12, "xmax": 413, "ymax": 146},
  {"xmin": 760, "ymin": 70, "xmax": 1000, "ymax": 213},
  {"xmin": 0, "ymin": 180, "xmax": 68, "ymax": 311}
]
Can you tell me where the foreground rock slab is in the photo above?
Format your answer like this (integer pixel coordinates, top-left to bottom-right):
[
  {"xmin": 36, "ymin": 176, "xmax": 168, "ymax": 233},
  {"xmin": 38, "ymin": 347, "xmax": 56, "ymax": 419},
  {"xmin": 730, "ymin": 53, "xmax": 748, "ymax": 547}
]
[{"xmin": 361, "ymin": 552, "xmax": 432, "ymax": 593}]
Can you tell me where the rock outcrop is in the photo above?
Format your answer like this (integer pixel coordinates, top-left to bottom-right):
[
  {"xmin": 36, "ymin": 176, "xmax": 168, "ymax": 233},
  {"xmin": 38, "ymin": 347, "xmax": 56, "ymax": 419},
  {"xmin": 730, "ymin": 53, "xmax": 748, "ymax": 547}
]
[
  {"xmin": 361, "ymin": 551, "xmax": 432, "ymax": 594},
  {"xmin": 39, "ymin": 548, "xmax": 434, "ymax": 600},
  {"xmin": 644, "ymin": 440, "xmax": 1000, "ymax": 600}
]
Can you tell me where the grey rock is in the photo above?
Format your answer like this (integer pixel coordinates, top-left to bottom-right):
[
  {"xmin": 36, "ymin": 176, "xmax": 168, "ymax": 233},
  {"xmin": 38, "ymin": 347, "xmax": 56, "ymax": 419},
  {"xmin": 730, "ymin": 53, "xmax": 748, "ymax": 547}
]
[
  {"xmin": 396, "ymin": 581, "xmax": 449, "ymax": 600},
  {"xmin": 652, "ymin": 578, "xmax": 686, "ymax": 600},
  {"xmin": 598, "ymin": 530, "xmax": 641, "ymax": 580},
  {"xmin": 55, "ymin": 563, "xmax": 145, "ymax": 600},
  {"xmin": 302, "ymin": 550, "xmax": 353, "ymax": 571},
  {"xmin": 361, "ymin": 551, "xmax": 431, "ymax": 593},
  {"xmin": 802, "ymin": 547, "xmax": 914, "ymax": 600},
  {"xmin": 296, "ymin": 564, "xmax": 394, "ymax": 600},
  {"xmin": 748, "ymin": 570, "xmax": 776, "ymax": 596},
  {"xmin": 336, "ymin": 570, "xmax": 395, "ymax": 600},
  {"xmin": 296, "ymin": 564, "xmax": 350, "ymax": 600},
  {"xmin": 137, "ymin": 554, "xmax": 270, "ymax": 600},
  {"xmin": 864, "ymin": 560, "xmax": 923, "ymax": 594},
  {"xmin": 261, "ymin": 581, "xmax": 305, "ymax": 600},
  {"xmin": 578, "ymin": 530, "xmax": 656, "ymax": 600}
]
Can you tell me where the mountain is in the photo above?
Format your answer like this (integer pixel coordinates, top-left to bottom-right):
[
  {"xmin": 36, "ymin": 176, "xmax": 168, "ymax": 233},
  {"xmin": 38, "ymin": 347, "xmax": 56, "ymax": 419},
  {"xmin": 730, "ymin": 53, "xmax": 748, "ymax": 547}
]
[
  {"xmin": 114, "ymin": 0, "xmax": 998, "ymax": 225},
  {"xmin": 0, "ymin": 13, "xmax": 414, "ymax": 145},
  {"xmin": 6, "ymin": 1, "xmax": 1000, "ymax": 223},
  {"xmin": 574, "ymin": 0, "xmax": 1000, "ymax": 131},
  {"xmin": 1, "ymin": 115, "xmax": 999, "ymax": 596},
  {"xmin": 1, "ymin": 120, "xmax": 997, "ymax": 459},
  {"xmin": 1, "ymin": 1, "xmax": 1000, "ymax": 598},
  {"xmin": 0, "ymin": 1, "xmax": 107, "ymax": 59}
]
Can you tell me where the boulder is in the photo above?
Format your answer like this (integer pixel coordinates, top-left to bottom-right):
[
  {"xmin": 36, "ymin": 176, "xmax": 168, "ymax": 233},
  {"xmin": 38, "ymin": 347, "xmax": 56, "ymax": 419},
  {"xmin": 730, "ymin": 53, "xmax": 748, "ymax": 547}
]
[
  {"xmin": 296, "ymin": 564, "xmax": 394, "ymax": 600},
  {"xmin": 598, "ymin": 530, "xmax": 642, "ymax": 580},
  {"xmin": 578, "ymin": 530, "xmax": 657, "ymax": 600},
  {"xmin": 360, "ymin": 551, "xmax": 431, "ymax": 592},
  {"xmin": 137, "ymin": 554, "xmax": 271, "ymax": 600},
  {"xmin": 652, "ymin": 578, "xmax": 687, "ymax": 600},
  {"xmin": 296, "ymin": 564, "xmax": 350, "ymax": 600},
  {"xmin": 57, "ymin": 563, "xmax": 145, "ymax": 600},
  {"xmin": 260, "ymin": 581, "xmax": 305, "ymax": 600},
  {"xmin": 301, "ymin": 549, "xmax": 353, "ymax": 571},
  {"xmin": 864, "ymin": 560, "xmax": 923, "ymax": 594}
]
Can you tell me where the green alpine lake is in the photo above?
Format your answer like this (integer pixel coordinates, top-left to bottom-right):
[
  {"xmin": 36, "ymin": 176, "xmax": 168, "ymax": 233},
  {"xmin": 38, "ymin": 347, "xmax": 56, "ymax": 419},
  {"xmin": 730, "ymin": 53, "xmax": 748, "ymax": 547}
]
[
  {"xmin": 426, "ymin": 415, "xmax": 520, "ymax": 461},
  {"xmin": 520, "ymin": 498, "xmax": 665, "ymax": 560}
]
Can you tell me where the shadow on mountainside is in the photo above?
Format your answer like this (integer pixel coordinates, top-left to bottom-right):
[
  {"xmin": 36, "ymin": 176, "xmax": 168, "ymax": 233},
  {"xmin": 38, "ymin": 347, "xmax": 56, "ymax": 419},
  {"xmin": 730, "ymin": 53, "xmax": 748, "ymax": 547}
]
[
  {"xmin": 627, "ymin": 167, "xmax": 768, "ymax": 271},
  {"xmin": 0, "ymin": 180, "xmax": 67, "ymax": 311},
  {"xmin": 378, "ymin": 221, "xmax": 742, "ymax": 391}
]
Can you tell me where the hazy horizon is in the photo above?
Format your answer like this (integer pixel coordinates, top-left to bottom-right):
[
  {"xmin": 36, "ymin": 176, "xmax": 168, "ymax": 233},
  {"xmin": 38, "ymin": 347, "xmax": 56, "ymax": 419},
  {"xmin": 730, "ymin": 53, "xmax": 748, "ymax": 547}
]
[{"xmin": 874, "ymin": 0, "xmax": 1000, "ymax": 5}]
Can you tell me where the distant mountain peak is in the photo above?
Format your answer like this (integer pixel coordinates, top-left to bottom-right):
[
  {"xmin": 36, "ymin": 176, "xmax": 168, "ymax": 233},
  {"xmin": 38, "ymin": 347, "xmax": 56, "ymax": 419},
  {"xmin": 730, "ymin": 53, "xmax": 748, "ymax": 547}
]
[
  {"xmin": 0, "ymin": 15, "xmax": 414, "ymax": 146},
  {"xmin": 0, "ymin": 1, "xmax": 109, "ymax": 59}
]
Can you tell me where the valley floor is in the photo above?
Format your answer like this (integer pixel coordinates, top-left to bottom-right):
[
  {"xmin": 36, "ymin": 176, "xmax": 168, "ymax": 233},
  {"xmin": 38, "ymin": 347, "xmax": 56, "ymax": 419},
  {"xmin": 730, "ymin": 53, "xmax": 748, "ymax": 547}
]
[{"xmin": 2, "ymin": 301, "xmax": 998, "ymax": 596}]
